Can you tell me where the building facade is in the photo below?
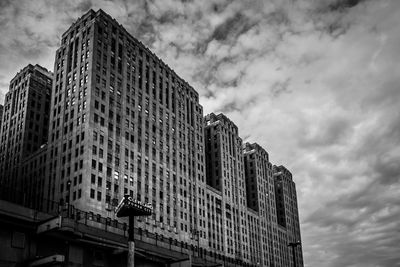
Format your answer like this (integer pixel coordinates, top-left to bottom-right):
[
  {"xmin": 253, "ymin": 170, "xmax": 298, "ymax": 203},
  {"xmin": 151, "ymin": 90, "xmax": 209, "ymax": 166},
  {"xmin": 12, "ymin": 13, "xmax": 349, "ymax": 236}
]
[
  {"xmin": 0, "ymin": 64, "xmax": 52, "ymax": 193},
  {"xmin": 0, "ymin": 104, "xmax": 3, "ymax": 130},
  {"xmin": 204, "ymin": 113, "xmax": 250, "ymax": 263},
  {"xmin": 243, "ymin": 143, "xmax": 278, "ymax": 266},
  {"xmin": 21, "ymin": 144, "xmax": 48, "ymax": 210},
  {"xmin": 203, "ymin": 119, "xmax": 304, "ymax": 267},
  {"xmin": 0, "ymin": 9, "xmax": 303, "ymax": 267},
  {"xmin": 274, "ymin": 165, "xmax": 303, "ymax": 267},
  {"xmin": 46, "ymin": 8, "xmax": 210, "ymax": 255}
]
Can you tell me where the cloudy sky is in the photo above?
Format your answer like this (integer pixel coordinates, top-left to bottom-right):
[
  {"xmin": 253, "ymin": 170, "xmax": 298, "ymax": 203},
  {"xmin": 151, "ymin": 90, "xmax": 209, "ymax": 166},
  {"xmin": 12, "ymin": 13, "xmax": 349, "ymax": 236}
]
[{"xmin": 0, "ymin": 0, "xmax": 399, "ymax": 266}]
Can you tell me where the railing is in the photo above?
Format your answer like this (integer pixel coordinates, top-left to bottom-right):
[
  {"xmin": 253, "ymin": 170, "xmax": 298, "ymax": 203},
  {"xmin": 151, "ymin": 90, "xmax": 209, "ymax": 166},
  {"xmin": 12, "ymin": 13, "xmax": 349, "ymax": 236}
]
[
  {"xmin": 0, "ymin": 185, "xmax": 61, "ymax": 215},
  {"xmin": 0, "ymin": 185, "xmax": 254, "ymax": 266}
]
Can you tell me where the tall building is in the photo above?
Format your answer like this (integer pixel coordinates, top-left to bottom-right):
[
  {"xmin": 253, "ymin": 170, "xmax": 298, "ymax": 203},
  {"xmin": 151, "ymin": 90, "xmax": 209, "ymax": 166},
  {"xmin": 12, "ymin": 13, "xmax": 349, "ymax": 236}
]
[
  {"xmin": 0, "ymin": 64, "xmax": 52, "ymax": 192},
  {"xmin": 246, "ymin": 208, "xmax": 261, "ymax": 264},
  {"xmin": 46, "ymin": 8, "xmax": 209, "ymax": 252},
  {"xmin": 243, "ymin": 142, "xmax": 278, "ymax": 266},
  {"xmin": 203, "ymin": 118, "xmax": 304, "ymax": 267},
  {"xmin": 21, "ymin": 144, "xmax": 48, "ymax": 210},
  {"xmin": 274, "ymin": 165, "xmax": 303, "ymax": 267},
  {"xmin": 204, "ymin": 113, "xmax": 250, "ymax": 263},
  {"xmin": 0, "ymin": 9, "xmax": 303, "ymax": 267},
  {"xmin": 0, "ymin": 104, "xmax": 3, "ymax": 130}
]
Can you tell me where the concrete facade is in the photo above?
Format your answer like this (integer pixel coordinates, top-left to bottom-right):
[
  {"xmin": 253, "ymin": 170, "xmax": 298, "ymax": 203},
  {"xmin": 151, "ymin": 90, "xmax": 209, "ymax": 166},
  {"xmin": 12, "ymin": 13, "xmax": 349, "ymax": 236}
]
[
  {"xmin": 0, "ymin": 199, "xmax": 196, "ymax": 267},
  {"xmin": 0, "ymin": 9, "xmax": 303, "ymax": 267},
  {"xmin": 21, "ymin": 144, "xmax": 48, "ymax": 210},
  {"xmin": 204, "ymin": 117, "xmax": 304, "ymax": 266},
  {"xmin": 243, "ymin": 143, "xmax": 278, "ymax": 266},
  {"xmin": 0, "ymin": 104, "xmax": 3, "ymax": 131},
  {"xmin": 0, "ymin": 64, "xmax": 52, "ymax": 192},
  {"xmin": 46, "ymin": 8, "xmax": 211, "ymax": 262},
  {"xmin": 274, "ymin": 166, "xmax": 303, "ymax": 267},
  {"xmin": 204, "ymin": 113, "xmax": 250, "ymax": 263}
]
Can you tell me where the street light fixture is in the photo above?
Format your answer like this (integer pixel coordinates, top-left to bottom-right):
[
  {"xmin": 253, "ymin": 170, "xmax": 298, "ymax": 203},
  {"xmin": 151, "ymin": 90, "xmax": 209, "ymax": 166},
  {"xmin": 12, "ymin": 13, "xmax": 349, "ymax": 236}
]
[
  {"xmin": 288, "ymin": 241, "xmax": 301, "ymax": 267},
  {"xmin": 66, "ymin": 180, "xmax": 72, "ymax": 203},
  {"xmin": 191, "ymin": 229, "xmax": 200, "ymax": 258}
]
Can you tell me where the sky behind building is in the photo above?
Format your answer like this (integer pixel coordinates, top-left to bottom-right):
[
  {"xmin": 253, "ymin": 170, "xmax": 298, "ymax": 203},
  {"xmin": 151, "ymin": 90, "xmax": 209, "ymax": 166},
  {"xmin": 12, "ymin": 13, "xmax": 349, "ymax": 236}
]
[{"xmin": 0, "ymin": 0, "xmax": 399, "ymax": 266}]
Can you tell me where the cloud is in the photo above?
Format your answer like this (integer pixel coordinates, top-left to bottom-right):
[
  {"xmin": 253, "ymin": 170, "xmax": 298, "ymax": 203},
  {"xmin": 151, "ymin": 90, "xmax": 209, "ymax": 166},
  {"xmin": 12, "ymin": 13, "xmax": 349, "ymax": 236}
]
[
  {"xmin": 210, "ymin": 12, "xmax": 255, "ymax": 42},
  {"xmin": 0, "ymin": 0, "xmax": 399, "ymax": 266}
]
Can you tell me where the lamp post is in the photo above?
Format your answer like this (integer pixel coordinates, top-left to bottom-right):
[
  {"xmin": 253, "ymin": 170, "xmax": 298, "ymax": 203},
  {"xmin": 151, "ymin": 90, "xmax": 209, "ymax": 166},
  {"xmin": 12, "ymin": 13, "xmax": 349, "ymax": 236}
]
[
  {"xmin": 115, "ymin": 195, "xmax": 153, "ymax": 267},
  {"xmin": 66, "ymin": 180, "xmax": 72, "ymax": 203},
  {"xmin": 66, "ymin": 180, "xmax": 72, "ymax": 217},
  {"xmin": 191, "ymin": 229, "xmax": 200, "ymax": 258},
  {"xmin": 288, "ymin": 241, "xmax": 301, "ymax": 267}
]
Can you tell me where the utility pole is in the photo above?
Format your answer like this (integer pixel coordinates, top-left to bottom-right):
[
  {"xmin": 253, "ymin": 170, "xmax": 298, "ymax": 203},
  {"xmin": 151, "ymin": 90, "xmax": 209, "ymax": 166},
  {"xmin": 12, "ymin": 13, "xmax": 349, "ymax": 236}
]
[
  {"xmin": 128, "ymin": 216, "xmax": 135, "ymax": 266},
  {"xmin": 288, "ymin": 241, "xmax": 301, "ymax": 267}
]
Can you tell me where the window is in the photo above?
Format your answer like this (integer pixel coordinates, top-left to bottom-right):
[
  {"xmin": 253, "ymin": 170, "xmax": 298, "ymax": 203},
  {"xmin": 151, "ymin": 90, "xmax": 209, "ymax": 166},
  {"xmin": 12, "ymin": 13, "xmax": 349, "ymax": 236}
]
[{"xmin": 98, "ymin": 162, "xmax": 103, "ymax": 172}]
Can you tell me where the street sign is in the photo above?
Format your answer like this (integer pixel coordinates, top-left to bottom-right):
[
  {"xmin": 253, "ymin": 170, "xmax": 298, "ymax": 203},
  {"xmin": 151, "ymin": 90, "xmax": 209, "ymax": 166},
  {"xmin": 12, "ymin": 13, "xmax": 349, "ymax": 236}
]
[{"xmin": 115, "ymin": 195, "xmax": 153, "ymax": 218}]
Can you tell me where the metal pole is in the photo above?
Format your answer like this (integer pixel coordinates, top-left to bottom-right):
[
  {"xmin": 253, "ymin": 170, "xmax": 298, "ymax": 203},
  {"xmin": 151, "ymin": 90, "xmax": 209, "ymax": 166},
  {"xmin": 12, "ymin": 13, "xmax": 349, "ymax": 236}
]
[
  {"xmin": 115, "ymin": 196, "xmax": 153, "ymax": 267},
  {"xmin": 64, "ymin": 241, "xmax": 69, "ymax": 267},
  {"xmin": 128, "ymin": 216, "xmax": 135, "ymax": 267}
]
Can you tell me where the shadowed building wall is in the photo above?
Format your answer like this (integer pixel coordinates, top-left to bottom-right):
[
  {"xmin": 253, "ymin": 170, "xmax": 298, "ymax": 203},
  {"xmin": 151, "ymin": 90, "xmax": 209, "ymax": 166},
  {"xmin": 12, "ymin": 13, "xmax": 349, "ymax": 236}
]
[
  {"xmin": 243, "ymin": 142, "xmax": 279, "ymax": 266},
  {"xmin": 0, "ymin": 64, "xmax": 52, "ymax": 193},
  {"xmin": 45, "ymin": 9, "xmax": 209, "ymax": 256},
  {"xmin": 274, "ymin": 165, "xmax": 303, "ymax": 267},
  {"xmin": 204, "ymin": 113, "xmax": 250, "ymax": 263}
]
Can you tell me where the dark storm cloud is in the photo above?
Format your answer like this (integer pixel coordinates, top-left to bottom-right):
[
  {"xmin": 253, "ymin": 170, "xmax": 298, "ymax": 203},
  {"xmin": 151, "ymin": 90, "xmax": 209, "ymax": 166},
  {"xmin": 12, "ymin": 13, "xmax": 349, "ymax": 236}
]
[
  {"xmin": 156, "ymin": 10, "xmax": 181, "ymax": 24},
  {"xmin": 306, "ymin": 0, "xmax": 370, "ymax": 38},
  {"xmin": 210, "ymin": 1, "xmax": 233, "ymax": 14},
  {"xmin": 303, "ymin": 175, "xmax": 400, "ymax": 266},
  {"xmin": 326, "ymin": 0, "xmax": 368, "ymax": 12},
  {"xmin": 210, "ymin": 12, "xmax": 255, "ymax": 42}
]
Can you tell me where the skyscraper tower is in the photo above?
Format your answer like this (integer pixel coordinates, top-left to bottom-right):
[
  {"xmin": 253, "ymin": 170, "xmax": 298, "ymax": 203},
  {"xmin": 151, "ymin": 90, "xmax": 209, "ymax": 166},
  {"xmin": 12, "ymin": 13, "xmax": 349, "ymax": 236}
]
[
  {"xmin": 0, "ymin": 64, "xmax": 52, "ymax": 193},
  {"xmin": 0, "ymin": 9, "xmax": 303, "ymax": 267},
  {"xmin": 46, "ymin": 9, "xmax": 208, "ymax": 248},
  {"xmin": 243, "ymin": 142, "xmax": 278, "ymax": 266},
  {"xmin": 0, "ymin": 104, "xmax": 3, "ymax": 130},
  {"xmin": 274, "ymin": 165, "xmax": 303, "ymax": 267},
  {"xmin": 204, "ymin": 113, "xmax": 249, "ymax": 262}
]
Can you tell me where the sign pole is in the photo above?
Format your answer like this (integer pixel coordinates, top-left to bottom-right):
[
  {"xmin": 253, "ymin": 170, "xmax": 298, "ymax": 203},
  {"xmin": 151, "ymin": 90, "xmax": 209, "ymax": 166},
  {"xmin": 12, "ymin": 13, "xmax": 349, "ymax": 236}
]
[
  {"xmin": 115, "ymin": 195, "xmax": 153, "ymax": 267},
  {"xmin": 128, "ymin": 215, "xmax": 135, "ymax": 267}
]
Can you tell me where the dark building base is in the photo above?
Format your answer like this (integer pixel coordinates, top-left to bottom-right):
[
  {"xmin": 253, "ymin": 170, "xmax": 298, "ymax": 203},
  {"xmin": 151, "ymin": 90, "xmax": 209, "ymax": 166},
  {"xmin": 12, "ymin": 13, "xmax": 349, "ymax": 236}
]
[{"xmin": 0, "ymin": 199, "xmax": 195, "ymax": 267}]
